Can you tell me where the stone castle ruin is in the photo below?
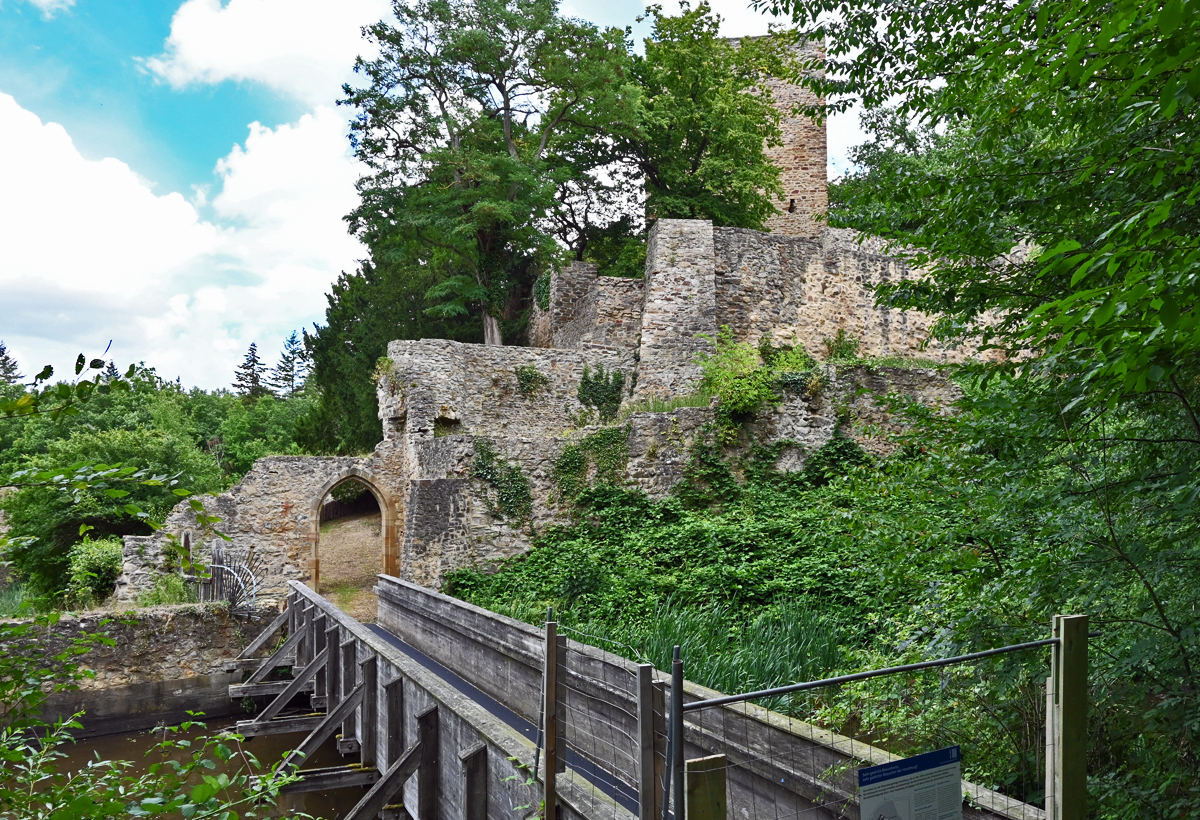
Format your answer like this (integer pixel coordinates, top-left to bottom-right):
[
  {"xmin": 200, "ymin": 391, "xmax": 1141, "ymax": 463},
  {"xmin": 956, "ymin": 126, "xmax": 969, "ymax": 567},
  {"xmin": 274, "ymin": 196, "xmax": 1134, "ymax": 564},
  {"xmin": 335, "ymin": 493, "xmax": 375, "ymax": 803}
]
[{"xmin": 117, "ymin": 58, "xmax": 974, "ymax": 607}]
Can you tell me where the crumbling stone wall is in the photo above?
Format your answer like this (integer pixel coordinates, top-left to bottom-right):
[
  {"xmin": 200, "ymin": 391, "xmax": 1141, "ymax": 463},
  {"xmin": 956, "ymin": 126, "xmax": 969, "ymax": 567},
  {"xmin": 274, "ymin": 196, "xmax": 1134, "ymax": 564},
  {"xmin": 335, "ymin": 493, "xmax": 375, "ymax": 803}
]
[
  {"xmin": 762, "ymin": 37, "xmax": 828, "ymax": 238},
  {"xmin": 632, "ymin": 219, "xmax": 719, "ymax": 400},
  {"xmin": 22, "ymin": 604, "xmax": 268, "ymax": 736},
  {"xmin": 121, "ymin": 214, "xmax": 975, "ymax": 599}
]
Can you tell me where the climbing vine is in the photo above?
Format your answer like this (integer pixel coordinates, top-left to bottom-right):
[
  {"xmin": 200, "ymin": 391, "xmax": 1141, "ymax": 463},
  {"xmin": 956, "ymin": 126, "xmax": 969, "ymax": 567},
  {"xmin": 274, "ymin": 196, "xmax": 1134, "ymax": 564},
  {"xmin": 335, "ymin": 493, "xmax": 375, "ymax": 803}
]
[
  {"xmin": 553, "ymin": 425, "xmax": 630, "ymax": 502},
  {"xmin": 515, "ymin": 365, "xmax": 549, "ymax": 399},
  {"xmin": 534, "ymin": 272, "xmax": 551, "ymax": 312},
  {"xmin": 471, "ymin": 439, "xmax": 532, "ymax": 522},
  {"xmin": 577, "ymin": 365, "xmax": 625, "ymax": 423}
]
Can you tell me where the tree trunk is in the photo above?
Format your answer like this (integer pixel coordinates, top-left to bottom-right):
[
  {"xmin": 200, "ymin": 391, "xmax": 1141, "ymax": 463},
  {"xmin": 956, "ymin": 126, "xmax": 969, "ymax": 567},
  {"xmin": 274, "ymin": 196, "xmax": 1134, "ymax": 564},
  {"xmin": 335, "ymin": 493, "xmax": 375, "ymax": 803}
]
[{"xmin": 483, "ymin": 313, "xmax": 503, "ymax": 346}]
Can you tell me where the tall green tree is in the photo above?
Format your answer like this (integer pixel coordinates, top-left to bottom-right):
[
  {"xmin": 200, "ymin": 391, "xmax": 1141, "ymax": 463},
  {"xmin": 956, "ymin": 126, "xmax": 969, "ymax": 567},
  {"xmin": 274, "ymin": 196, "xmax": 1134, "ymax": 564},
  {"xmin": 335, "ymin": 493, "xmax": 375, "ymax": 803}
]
[
  {"xmin": 624, "ymin": 2, "xmax": 792, "ymax": 228},
  {"xmin": 344, "ymin": 0, "xmax": 635, "ymax": 345},
  {"xmin": 267, "ymin": 330, "xmax": 309, "ymax": 398},
  {"xmin": 300, "ymin": 258, "xmax": 483, "ymax": 454},
  {"xmin": 0, "ymin": 341, "xmax": 21, "ymax": 384},
  {"xmin": 232, "ymin": 342, "xmax": 270, "ymax": 400}
]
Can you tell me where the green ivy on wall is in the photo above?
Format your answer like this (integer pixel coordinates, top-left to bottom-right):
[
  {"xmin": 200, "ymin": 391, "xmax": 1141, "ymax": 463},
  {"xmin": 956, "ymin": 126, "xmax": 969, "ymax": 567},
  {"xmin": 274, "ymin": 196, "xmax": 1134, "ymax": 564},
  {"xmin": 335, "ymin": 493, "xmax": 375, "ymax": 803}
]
[
  {"xmin": 553, "ymin": 425, "xmax": 631, "ymax": 502},
  {"xmin": 577, "ymin": 365, "xmax": 625, "ymax": 423},
  {"xmin": 515, "ymin": 364, "xmax": 549, "ymax": 399},
  {"xmin": 471, "ymin": 438, "xmax": 532, "ymax": 522},
  {"xmin": 534, "ymin": 272, "xmax": 551, "ymax": 312}
]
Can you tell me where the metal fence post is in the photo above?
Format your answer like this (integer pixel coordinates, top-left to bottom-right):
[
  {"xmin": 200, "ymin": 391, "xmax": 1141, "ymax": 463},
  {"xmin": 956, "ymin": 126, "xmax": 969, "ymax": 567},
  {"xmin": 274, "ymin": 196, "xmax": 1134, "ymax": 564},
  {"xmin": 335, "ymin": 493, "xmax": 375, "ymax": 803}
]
[
  {"xmin": 544, "ymin": 617, "xmax": 559, "ymax": 820},
  {"xmin": 1052, "ymin": 614, "xmax": 1088, "ymax": 820},
  {"xmin": 671, "ymin": 647, "xmax": 684, "ymax": 820}
]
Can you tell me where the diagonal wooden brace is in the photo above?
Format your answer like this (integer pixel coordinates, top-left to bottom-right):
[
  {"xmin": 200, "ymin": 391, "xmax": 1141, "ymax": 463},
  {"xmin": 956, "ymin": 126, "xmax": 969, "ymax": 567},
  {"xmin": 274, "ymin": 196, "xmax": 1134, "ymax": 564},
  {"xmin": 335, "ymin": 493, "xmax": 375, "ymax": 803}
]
[
  {"xmin": 343, "ymin": 738, "xmax": 424, "ymax": 820},
  {"xmin": 281, "ymin": 680, "xmax": 365, "ymax": 772},
  {"xmin": 244, "ymin": 627, "xmax": 305, "ymax": 687},
  {"xmin": 253, "ymin": 643, "xmax": 329, "ymax": 724},
  {"xmin": 235, "ymin": 607, "xmax": 291, "ymax": 661}
]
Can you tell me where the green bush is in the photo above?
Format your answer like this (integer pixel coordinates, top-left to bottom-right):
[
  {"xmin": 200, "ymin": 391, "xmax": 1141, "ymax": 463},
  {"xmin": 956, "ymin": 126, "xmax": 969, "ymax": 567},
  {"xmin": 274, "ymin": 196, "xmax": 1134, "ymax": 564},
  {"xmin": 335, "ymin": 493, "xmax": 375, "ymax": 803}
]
[
  {"xmin": 470, "ymin": 439, "xmax": 533, "ymax": 522},
  {"xmin": 697, "ymin": 327, "xmax": 779, "ymax": 438},
  {"xmin": 577, "ymin": 365, "xmax": 625, "ymax": 423},
  {"xmin": 65, "ymin": 537, "xmax": 123, "ymax": 607},
  {"xmin": 135, "ymin": 573, "xmax": 196, "ymax": 607}
]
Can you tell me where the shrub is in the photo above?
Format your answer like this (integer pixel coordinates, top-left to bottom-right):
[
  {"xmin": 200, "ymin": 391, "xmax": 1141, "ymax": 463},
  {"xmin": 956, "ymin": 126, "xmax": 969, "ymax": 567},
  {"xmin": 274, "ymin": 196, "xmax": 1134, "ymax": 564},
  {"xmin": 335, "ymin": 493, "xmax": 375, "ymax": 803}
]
[
  {"xmin": 65, "ymin": 537, "xmax": 124, "ymax": 607},
  {"xmin": 135, "ymin": 572, "xmax": 196, "ymax": 607},
  {"xmin": 577, "ymin": 365, "xmax": 625, "ymax": 423},
  {"xmin": 697, "ymin": 327, "xmax": 779, "ymax": 438},
  {"xmin": 515, "ymin": 365, "xmax": 549, "ymax": 398}
]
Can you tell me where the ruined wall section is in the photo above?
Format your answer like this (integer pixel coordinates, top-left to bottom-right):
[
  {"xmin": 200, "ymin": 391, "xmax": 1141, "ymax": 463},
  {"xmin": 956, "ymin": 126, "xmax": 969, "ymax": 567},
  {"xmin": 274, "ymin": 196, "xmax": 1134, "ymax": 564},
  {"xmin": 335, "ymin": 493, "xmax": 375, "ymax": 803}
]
[
  {"xmin": 712, "ymin": 226, "xmax": 983, "ymax": 362},
  {"xmin": 764, "ymin": 38, "xmax": 827, "ymax": 238},
  {"xmin": 117, "ymin": 453, "xmax": 402, "ymax": 607},
  {"xmin": 632, "ymin": 219, "xmax": 718, "ymax": 400}
]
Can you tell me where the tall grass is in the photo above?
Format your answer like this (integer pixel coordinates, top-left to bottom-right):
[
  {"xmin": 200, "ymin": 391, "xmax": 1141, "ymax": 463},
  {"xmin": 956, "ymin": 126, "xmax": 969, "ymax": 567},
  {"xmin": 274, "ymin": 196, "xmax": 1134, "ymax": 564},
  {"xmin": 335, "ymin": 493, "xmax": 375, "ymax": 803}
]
[
  {"xmin": 620, "ymin": 389, "xmax": 714, "ymax": 418},
  {"xmin": 0, "ymin": 583, "xmax": 32, "ymax": 617},
  {"xmin": 569, "ymin": 599, "xmax": 846, "ymax": 712}
]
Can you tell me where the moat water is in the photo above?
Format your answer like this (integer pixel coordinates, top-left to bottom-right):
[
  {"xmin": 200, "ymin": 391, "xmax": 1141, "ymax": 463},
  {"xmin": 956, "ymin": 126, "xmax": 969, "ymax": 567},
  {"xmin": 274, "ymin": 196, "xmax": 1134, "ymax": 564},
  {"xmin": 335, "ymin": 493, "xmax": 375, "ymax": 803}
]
[{"xmin": 58, "ymin": 718, "xmax": 361, "ymax": 818}]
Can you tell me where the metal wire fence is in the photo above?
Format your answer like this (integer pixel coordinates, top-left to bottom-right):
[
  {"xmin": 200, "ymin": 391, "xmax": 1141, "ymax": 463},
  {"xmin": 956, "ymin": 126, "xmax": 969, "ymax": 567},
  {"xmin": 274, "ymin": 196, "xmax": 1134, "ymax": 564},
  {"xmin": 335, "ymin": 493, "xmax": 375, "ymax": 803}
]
[{"xmin": 537, "ymin": 614, "xmax": 1087, "ymax": 820}]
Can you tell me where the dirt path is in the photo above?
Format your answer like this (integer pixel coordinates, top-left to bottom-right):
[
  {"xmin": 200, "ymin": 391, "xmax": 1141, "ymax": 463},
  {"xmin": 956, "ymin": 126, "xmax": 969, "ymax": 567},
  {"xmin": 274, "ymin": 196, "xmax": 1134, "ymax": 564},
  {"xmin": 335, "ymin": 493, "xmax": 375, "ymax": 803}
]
[{"xmin": 318, "ymin": 511, "xmax": 381, "ymax": 623}]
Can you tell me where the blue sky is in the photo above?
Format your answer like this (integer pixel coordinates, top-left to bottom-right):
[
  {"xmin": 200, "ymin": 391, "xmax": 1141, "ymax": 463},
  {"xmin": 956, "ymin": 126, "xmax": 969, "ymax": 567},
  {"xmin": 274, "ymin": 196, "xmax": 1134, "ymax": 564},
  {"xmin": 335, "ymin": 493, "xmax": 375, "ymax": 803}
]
[{"xmin": 0, "ymin": 0, "xmax": 862, "ymax": 389}]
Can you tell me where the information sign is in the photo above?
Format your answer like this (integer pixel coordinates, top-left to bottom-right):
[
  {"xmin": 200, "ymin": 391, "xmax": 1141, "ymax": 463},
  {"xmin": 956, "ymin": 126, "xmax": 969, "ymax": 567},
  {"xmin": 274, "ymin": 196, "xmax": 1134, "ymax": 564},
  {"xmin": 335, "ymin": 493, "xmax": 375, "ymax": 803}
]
[{"xmin": 858, "ymin": 746, "xmax": 963, "ymax": 820}]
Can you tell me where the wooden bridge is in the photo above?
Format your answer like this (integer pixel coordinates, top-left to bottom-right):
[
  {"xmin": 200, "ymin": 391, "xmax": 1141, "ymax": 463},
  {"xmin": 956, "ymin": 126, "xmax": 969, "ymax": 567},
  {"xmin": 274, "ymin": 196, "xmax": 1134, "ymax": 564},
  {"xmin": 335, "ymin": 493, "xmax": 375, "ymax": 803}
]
[{"xmin": 227, "ymin": 578, "xmax": 1046, "ymax": 820}]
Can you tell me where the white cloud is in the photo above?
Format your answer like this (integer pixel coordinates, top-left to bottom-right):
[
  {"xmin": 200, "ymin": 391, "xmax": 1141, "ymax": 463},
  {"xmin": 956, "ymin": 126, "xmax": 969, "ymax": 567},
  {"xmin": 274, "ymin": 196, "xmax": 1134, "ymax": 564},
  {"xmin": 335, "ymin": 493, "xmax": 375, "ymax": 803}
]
[
  {"xmin": 23, "ymin": 0, "xmax": 74, "ymax": 19},
  {"xmin": 142, "ymin": 0, "xmax": 391, "ymax": 106},
  {"xmin": 0, "ymin": 93, "xmax": 365, "ymax": 389}
]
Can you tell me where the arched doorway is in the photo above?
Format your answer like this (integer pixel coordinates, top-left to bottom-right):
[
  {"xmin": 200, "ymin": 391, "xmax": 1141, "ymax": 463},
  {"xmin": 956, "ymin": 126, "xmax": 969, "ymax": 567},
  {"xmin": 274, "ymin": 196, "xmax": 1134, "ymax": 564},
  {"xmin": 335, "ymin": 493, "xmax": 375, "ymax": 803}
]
[{"xmin": 307, "ymin": 471, "xmax": 398, "ymax": 621}]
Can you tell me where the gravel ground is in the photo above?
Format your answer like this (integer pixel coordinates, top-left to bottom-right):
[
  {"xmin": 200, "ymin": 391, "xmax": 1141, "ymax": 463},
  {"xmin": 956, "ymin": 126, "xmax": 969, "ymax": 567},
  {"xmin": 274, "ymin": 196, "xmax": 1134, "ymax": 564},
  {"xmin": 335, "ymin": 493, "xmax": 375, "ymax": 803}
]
[{"xmin": 318, "ymin": 511, "xmax": 381, "ymax": 623}]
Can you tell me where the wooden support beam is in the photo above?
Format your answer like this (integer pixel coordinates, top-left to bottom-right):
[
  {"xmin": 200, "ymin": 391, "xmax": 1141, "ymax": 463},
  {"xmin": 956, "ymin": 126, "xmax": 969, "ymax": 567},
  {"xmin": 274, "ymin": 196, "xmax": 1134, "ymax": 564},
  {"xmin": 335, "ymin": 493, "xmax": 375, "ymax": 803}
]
[
  {"xmin": 276, "ymin": 765, "xmax": 380, "ymax": 794},
  {"xmin": 229, "ymin": 679, "xmax": 315, "ymax": 699},
  {"xmin": 234, "ymin": 607, "xmax": 290, "ymax": 661},
  {"xmin": 1053, "ymin": 614, "xmax": 1089, "ymax": 820},
  {"xmin": 242, "ymin": 628, "xmax": 304, "ymax": 687},
  {"xmin": 223, "ymin": 656, "xmax": 295, "ymax": 673},
  {"xmin": 342, "ymin": 639, "xmax": 358, "ymax": 744},
  {"xmin": 343, "ymin": 738, "xmax": 424, "ymax": 820},
  {"xmin": 324, "ymin": 623, "xmax": 340, "ymax": 704},
  {"xmin": 236, "ymin": 714, "xmax": 325, "ymax": 737},
  {"xmin": 281, "ymin": 681, "xmax": 365, "ymax": 771},
  {"xmin": 460, "ymin": 741, "xmax": 487, "ymax": 820},
  {"xmin": 254, "ymin": 643, "xmax": 329, "ymax": 724},
  {"xmin": 313, "ymin": 614, "xmax": 327, "ymax": 704},
  {"xmin": 386, "ymin": 677, "xmax": 404, "ymax": 767},
  {"xmin": 684, "ymin": 755, "xmax": 727, "ymax": 820},
  {"xmin": 360, "ymin": 656, "xmax": 378, "ymax": 769},
  {"xmin": 416, "ymin": 704, "xmax": 439, "ymax": 820},
  {"xmin": 637, "ymin": 663, "xmax": 657, "ymax": 820}
]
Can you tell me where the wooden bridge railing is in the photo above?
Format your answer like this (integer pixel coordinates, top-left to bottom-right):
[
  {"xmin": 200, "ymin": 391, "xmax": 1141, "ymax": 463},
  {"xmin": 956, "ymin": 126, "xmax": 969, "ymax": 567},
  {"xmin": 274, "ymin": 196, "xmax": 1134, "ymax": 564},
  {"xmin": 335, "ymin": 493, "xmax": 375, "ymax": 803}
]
[{"xmin": 226, "ymin": 581, "xmax": 624, "ymax": 820}]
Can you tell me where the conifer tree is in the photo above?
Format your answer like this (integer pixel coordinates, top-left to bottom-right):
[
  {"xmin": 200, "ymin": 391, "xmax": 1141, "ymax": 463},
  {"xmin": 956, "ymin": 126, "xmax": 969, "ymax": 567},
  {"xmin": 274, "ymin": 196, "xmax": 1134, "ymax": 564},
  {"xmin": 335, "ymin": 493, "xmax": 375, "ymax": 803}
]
[
  {"xmin": 102, "ymin": 360, "xmax": 120, "ymax": 381},
  {"xmin": 0, "ymin": 341, "xmax": 22, "ymax": 384},
  {"xmin": 233, "ymin": 343, "xmax": 271, "ymax": 400},
  {"xmin": 268, "ymin": 331, "xmax": 308, "ymax": 398}
]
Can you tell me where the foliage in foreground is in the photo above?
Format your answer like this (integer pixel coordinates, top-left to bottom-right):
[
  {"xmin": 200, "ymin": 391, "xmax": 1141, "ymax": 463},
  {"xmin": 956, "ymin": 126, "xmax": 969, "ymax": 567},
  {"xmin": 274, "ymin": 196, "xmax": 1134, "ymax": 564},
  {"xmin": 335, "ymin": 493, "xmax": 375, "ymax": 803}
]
[
  {"xmin": 0, "ymin": 615, "xmax": 309, "ymax": 819},
  {"xmin": 450, "ymin": 366, "xmax": 1200, "ymax": 817}
]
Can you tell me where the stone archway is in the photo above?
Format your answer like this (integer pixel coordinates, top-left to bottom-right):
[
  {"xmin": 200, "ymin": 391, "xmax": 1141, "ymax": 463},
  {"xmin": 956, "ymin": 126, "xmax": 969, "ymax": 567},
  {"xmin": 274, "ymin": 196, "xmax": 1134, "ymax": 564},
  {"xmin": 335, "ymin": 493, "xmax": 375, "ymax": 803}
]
[{"xmin": 306, "ymin": 468, "xmax": 398, "ymax": 592}]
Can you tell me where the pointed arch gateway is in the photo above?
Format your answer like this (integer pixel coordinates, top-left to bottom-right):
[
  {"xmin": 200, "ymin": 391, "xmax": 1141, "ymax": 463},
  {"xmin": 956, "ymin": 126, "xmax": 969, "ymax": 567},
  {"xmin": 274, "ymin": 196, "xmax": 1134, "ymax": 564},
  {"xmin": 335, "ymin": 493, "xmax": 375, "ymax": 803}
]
[{"xmin": 306, "ymin": 468, "xmax": 399, "ymax": 591}]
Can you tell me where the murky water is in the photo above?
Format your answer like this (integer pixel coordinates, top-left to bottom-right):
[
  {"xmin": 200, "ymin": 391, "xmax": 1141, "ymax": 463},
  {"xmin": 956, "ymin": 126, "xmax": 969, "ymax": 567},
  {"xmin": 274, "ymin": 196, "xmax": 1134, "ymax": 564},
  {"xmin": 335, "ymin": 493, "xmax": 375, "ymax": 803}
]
[{"xmin": 56, "ymin": 718, "xmax": 366, "ymax": 818}]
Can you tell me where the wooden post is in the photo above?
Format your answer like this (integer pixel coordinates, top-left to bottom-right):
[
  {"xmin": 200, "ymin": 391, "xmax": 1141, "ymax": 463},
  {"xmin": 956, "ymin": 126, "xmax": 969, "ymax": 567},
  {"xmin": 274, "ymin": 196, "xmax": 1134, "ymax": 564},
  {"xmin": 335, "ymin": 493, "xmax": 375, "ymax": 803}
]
[
  {"xmin": 417, "ymin": 704, "xmax": 439, "ymax": 820},
  {"xmin": 637, "ymin": 664, "xmax": 657, "ymax": 820},
  {"xmin": 325, "ymin": 624, "xmax": 340, "ymax": 705},
  {"xmin": 543, "ymin": 619, "xmax": 559, "ymax": 819},
  {"xmin": 385, "ymin": 676, "xmax": 404, "ymax": 767},
  {"xmin": 1052, "ymin": 614, "xmax": 1088, "ymax": 820},
  {"xmin": 312, "ymin": 614, "xmax": 327, "ymax": 708},
  {"xmin": 341, "ymin": 640, "xmax": 358, "ymax": 746},
  {"xmin": 460, "ymin": 741, "xmax": 487, "ymax": 820},
  {"xmin": 554, "ymin": 632, "xmax": 566, "ymax": 775},
  {"xmin": 685, "ymin": 755, "xmax": 727, "ymax": 820},
  {"xmin": 359, "ymin": 656, "xmax": 378, "ymax": 769}
]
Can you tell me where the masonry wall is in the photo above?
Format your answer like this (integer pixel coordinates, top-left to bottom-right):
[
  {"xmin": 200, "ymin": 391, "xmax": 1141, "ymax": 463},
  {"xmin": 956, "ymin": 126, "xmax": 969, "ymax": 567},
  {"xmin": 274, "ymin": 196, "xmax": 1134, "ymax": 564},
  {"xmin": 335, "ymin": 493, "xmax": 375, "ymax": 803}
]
[
  {"xmin": 763, "ymin": 37, "xmax": 828, "ymax": 238},
  {"xmin": 24, "ymin": 605, "xmax": 267, "ymax": 736}
]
